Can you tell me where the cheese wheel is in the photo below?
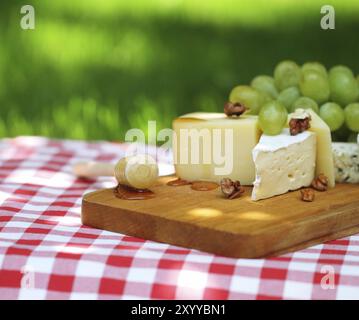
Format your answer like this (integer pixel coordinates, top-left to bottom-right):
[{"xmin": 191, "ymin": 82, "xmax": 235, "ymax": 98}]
[{"xmin": 114, "ymin": 154, "xmax": 158, "ymax": 190}]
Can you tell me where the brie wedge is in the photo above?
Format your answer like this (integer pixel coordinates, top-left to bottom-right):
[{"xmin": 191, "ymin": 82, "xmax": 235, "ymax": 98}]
[{"xmin": 252, "ymin": 129, "xmax": 316, "ymax": 201}]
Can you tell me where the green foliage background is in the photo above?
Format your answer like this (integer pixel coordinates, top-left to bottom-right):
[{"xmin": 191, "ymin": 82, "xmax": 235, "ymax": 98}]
[{"xmin": 0, "ymin": 0, "xmax": 358, "ymax": 141}]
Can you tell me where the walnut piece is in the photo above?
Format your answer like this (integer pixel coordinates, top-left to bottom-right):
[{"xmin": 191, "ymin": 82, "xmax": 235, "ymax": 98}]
[
  {"xmin": 289, "ymin": 117, "xmax": 311, "ymax": 136},
  {"xmin": 224, "ymin": 102, "xmax": 246, "ymax": 117},
  {"xmin": 311, "ymin": 174, "xmax": 328, "ymax": 191},
  {"xmin": 220, "ymin": 178, "xmax": 245, "ymax": 199},
  {"xmin": 289, "ymin": 109, "xmax": 311, "ymax": 136},
  {"xmin": 301, "ymin": 188, "xmax": 315, "ymax": 202}
]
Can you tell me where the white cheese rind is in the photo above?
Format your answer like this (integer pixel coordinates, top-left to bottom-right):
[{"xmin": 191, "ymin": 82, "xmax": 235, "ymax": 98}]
[
  {"xmin": 332, "ymin": 142, "xmax": 359, "ymax": 183},
  {"xmin": 252, "ymin": 129, "xmax": 316, "ymax": 201}
]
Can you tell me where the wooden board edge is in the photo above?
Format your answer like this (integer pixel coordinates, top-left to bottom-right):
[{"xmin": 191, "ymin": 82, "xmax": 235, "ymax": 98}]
[
  {"xmin": 265, "ymin": 224, "xmax": 359, "ymax": 258},
  {"xmin": 81, "ymin": 189, "xmax": 359, "ymax": 259},
  {"xmin": 248, "ymin": 201, "xmax": 359, "ymax": 257},
  {"xmin": 81, "ymin": 197, "xmax": 257, "ymax": 258}
]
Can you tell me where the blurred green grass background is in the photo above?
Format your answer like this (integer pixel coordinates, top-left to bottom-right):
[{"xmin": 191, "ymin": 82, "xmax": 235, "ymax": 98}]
[{"xmin": 0, "ymin": 0, "xmax": 358, "ymax": 141}]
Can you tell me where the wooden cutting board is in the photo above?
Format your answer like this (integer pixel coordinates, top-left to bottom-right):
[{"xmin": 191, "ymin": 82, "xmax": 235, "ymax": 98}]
[{"xmin": 81, "ymin": 176, "xmax": 359, "ymax": 258}]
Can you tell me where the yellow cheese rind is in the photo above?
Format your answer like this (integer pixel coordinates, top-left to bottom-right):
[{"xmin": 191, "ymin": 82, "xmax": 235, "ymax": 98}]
[
  {"xmin": 306, "ymin": 110, "xmax": 335, "ymax": 188},
  {"xmin": 177, "ymin": 112, "xmax": 227, "ymax": 120},
  {"xmin": 172, "ymin": 113, "xmax": 261, "ymax": 185}
]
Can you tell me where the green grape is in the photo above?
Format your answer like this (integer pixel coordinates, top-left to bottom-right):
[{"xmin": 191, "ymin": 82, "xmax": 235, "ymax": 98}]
[
  {"xmin": 348, "ymin": 132, "xmax": 358, "ymax": 142},
  {"xmin": 229, "ymin": 85, "xmax": 266, "ymax": 115},
  {"xmin": 251, "ymin": 75, "xmax": 278, "ymax": 99},
  {"xmin": 274, "ymin": 60, "xmax": 301, "ymax": 91},
  {"xmin": 344, "ymin": 103, "xmax": 359, "ymax": 132},
  {"xmin": 262, "ymin": 92, "xmax": 273, "ymax": 104},
  {"xmin": 291, "ymin": 97, "xmax": 319, "ymax": 114},
  {"xmin": 329, "ymin": 70, "xmax": 359, "ymax": 106},
  {"xmin": 329, "ymin": 65, "xmax": 354, "ymax": 78},
  {"xmin": 277, "ymin": 86, "xmax": 301, "ymax": 111},
  {"xmin": 302, "ymin": 62, "xmax": 327, "ymax": 77},
  {"xmin": 319, "ymin": 102, "xmax": 345, "ymax": 132},
  {"xmin": 299, "ymin": 70, "xmax": 330, "ymax": 104},
  {"xmin": 259, "ymin": 101, "xmax": 288, "ymax": 135}
]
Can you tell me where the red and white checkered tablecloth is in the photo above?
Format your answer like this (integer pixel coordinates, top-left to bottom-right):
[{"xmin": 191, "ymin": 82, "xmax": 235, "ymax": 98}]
[{"xmin": 0, "ymin": 136, "xmax": 359, "ymax": 300}]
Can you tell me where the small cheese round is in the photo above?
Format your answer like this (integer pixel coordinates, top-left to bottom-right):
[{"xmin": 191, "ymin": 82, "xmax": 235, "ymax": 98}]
[{"xmin": 114, "ymin": 154, "xmax": 159, "ymax": 190}]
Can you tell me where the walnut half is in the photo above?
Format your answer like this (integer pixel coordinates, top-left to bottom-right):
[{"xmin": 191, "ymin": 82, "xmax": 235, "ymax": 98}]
[
  {"xmin": 224, "ymin": 102, "xmax": 247, "ymax": 117},
  {"xmin": 311, "ymin": 174, "xmax": 329, "ymax": 191},
  {"xmin": 220, "ymin": 178, "xmax": 245, "ymax": 199},
  {"xmin": 289, "ymin": 109, "xmax": 312, "ymax": 136},
  {"xmin": 301, "ymin": 188, "xmax": 315, "ymax": 202}
]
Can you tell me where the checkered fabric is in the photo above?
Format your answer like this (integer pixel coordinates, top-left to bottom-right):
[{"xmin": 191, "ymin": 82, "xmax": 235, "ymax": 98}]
[{"xmin": 0, "ymin": 136, "xmax": 359, "ymax": 300}]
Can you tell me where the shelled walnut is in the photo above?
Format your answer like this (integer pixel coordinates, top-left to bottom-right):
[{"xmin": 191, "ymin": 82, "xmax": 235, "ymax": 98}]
[
  {"xmin": 311, "ymin": 174, "xmax": 329, "ymax": 191},
  {"xmin": 224, "ymin": 102, "xmax": 247, "ymax": 117},
  {"xmin": 220, "ymin": 178, "xmax": 245, "ymax": 199},
  {"xmin": 301, "ymin": 188, "xmax": 315, "ymax": 202},
  {"xmin": 289, "ymin": 108, "xmax": 311, "ymax": 136}
]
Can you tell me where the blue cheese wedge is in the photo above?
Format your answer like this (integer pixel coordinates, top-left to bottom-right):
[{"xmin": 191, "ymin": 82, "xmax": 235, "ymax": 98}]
[
  {"xmin": 252, "ymin": 129, "xmax": 316, "ymax": 201},
  {"xmin": 332, "ymin": 142, "xmax": 359, "ymax": 183}
]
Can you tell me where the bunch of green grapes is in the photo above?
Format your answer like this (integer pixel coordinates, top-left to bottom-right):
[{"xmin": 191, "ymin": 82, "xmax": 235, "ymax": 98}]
[{"xmin": 228, "ymin": 60, "xmax": 359, "ymax": 139}]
